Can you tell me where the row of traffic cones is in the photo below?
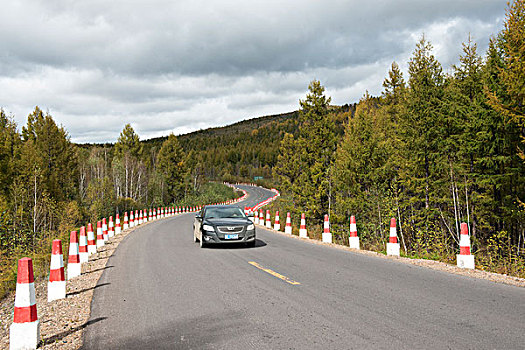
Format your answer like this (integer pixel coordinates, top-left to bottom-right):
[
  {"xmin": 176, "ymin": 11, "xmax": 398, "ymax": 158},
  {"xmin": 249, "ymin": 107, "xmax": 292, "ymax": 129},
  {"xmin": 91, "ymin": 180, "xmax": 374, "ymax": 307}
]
[
  {"xmin": 9, "ymin": 206, "xmax": 185, "ymax": 350},
  {"xmin": 253, "ymin": 210, "xmax": 474, "ymax": 266},
  {"xmin": 10, "ymin": 183, "xmax": 248, "ymax": 349}
]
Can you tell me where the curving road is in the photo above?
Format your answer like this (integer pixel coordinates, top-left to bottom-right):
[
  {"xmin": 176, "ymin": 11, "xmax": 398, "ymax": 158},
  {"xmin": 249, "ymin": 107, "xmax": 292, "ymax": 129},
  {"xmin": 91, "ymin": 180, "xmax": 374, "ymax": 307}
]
[{"xmin": 83, "ymin": 185, "xmax": 524, "ymax": 349}]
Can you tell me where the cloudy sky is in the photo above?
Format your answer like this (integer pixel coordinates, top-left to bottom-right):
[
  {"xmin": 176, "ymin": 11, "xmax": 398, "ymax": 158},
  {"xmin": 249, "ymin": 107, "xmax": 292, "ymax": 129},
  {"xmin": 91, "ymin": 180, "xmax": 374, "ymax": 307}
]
[{"xmin": 0, "ymin": 0, "xmax": 507, "ymax": 143}]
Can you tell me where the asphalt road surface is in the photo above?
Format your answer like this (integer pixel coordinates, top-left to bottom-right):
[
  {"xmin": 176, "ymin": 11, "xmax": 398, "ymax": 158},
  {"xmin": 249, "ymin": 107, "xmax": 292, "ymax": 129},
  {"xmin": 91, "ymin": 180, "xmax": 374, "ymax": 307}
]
[{"xmin": 83, "ymin": 185, "xmax": 525, "ymax": 349}]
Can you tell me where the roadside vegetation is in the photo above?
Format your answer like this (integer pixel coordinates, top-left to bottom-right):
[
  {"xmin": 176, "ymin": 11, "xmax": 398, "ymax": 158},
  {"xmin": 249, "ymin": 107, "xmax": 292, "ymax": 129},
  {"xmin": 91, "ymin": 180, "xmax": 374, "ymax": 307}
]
[{"xmin": 272, "ymin": 1, "xmax": 525, "ymax": 278}]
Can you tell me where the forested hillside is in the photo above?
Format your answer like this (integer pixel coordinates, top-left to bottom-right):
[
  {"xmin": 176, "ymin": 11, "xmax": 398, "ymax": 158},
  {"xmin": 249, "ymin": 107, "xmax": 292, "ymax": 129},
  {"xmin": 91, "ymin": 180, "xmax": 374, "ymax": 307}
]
[{"xmin": 274, "ymin": 1, "xmax": 525, "ymax": 276}]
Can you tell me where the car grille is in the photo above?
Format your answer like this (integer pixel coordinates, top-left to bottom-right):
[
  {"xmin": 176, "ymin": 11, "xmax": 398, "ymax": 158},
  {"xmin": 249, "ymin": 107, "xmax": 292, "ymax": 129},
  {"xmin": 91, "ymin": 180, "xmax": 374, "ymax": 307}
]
[{"xmin": 217, "ymin": 226, "xmax": 244, "ymax": 234}]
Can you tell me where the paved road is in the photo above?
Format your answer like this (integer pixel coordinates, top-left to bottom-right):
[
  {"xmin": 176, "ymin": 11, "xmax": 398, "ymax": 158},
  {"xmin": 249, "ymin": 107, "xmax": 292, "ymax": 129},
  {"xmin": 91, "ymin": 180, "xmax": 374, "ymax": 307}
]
[{"xmin": 83, "ymin": 186, "xmax": 525, "ymax": 349}]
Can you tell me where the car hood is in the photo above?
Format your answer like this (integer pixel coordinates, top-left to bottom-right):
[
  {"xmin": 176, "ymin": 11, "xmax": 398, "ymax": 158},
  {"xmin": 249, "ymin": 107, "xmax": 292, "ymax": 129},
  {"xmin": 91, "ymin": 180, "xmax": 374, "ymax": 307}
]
[{"xmin": 204, "ymin": 218, "xmax": 252, "ymax": 226}]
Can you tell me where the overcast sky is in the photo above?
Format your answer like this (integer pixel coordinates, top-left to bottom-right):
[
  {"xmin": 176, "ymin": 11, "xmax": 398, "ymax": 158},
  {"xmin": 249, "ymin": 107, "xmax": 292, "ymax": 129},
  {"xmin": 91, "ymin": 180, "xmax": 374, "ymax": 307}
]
[{"xmin": 0, "ymin": 0, "xmax": 507, "ymax": 143}]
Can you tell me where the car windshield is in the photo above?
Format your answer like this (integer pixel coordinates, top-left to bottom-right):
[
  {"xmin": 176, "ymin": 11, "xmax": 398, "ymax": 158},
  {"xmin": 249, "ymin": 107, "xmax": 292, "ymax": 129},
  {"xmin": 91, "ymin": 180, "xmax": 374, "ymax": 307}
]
[{"xmin": 205, "ymin": 207, "xmax": 246, "ymax": 219}]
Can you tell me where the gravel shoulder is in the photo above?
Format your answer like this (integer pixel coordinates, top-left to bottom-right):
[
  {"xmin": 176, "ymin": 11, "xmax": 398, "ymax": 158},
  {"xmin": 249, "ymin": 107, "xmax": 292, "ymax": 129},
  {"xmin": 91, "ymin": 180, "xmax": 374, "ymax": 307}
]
[{"xmin": 0, "ymin": 223, "xmax": 140, "ymax": 349}]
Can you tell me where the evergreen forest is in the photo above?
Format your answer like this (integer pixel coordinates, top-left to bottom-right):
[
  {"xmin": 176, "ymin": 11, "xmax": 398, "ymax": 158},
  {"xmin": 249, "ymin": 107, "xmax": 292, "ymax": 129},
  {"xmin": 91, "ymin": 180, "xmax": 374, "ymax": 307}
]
[{"xmin": 273, "ymin": 1, "xmax": 525, "ymax": 276}]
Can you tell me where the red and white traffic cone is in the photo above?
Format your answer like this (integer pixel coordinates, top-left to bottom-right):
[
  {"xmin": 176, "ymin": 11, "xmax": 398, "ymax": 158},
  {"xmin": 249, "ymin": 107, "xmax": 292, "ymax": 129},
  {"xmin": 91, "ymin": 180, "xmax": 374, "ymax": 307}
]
[
  {"xmin": 123, "ymin": 212, "xmax": 129, "ymax": 230},
  {"xmin": 108, "ymin": 216, "xmax": 114, "ymax": 238},
  {"xmin": 115, "ymin": 214, "xmax": 121, "ymax": 235},
  {"xmin": 10, "ymin": 258, "xmax": 40, "ymax": 350},
  {"xmin": 68, "ymin": 231, "xmax": 81, "ymax": 280},
  {"xmin": 285, "ymin": 212, "xmax": 292, "ymax": 234},
  {"xmin": 259, "ymin": 210, "xmax": 264, "ymax": 225},
  {"xmin": 349, "ymin": 216, "xmax": 360, "ymax": 249},
  {"xmin": 96, "ymin": 221, "xmax": 104, "ymax": 249},
  {"xmin": 274, "ymin": 211, "xmax": 281, "ymax": 231},
  {"xmin": 48, "ymin": 240, "xmax": 66, "ymax": 302},
  {"xmin": 322, "ymin": 214, "xmax": 332, "ymax": 243},
  {"xmin": 102, "ymin": 218, "xmax": 108, "ymax": 242},
  {"xmin": 87, "ymin": 223, "xmax": 96, "ymax": 255},
  {"xmin": 129, "ymin": 211, "xmax": 134, "ymax": 228},
  {"xmin": 457, "ymin": 222, "xmax": 475, "ymax": 269},
  {"xmin": 134, "ymin": 210, "xmax": 139, "ymax": 226},
  {"xmin": 149, "ymin": 209, "xmax": 152, "ymax": 221},
  {"xmin": 266, "ymin": 210, "xmax": 272, "ymax": 229},
  {"xmin": 299, "ymin": 213, "xmax": 307, "ymax": 238},
  {"xmin": 79, "ymin": 226, "xmax": 89, "ymax": 263},
  {"xmin": 387, "ymin": 218, "xmax": 400, "ymax": 256},
  {"xmin": 138, "ymin": 210, "xmax": 143, "ymax": 225}
]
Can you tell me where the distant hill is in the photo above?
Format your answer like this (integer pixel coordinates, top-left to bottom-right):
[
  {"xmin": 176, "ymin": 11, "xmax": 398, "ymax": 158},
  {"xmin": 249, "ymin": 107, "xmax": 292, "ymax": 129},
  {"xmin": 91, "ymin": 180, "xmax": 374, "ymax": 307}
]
[
  {"xmin": 144, "ymin": 110, "xmax": 299, "ymax": 146},
  {"xmin": 78, "ymin": 104, "xmax": 355, "ymax": 183}
]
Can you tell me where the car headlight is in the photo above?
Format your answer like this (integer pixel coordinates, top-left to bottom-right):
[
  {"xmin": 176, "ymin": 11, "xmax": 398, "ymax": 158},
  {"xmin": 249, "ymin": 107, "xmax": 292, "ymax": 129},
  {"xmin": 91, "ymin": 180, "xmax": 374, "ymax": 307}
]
[
  {"xmin": 247, "ymin": 224, "xmax": 255, "ymax": 230},
  {"xmin": 203, "ymin": 224, "xmax": 215, "ymax": 232}
]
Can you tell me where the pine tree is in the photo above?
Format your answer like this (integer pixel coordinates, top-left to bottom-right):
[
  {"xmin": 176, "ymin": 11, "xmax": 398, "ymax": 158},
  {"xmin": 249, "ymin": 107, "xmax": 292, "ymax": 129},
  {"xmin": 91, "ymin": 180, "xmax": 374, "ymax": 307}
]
[
  {"xmin": 113, "ymin": 124, "xmax": 145, "ymax": 201},
  {"xmin": 289, "ymin": 80, "xmax": 338, "ymax": 221},
  {"xmin": 481, "ymin": 21, "xmax": 525, "ymax": 238},
  {"xmin": 19, "ymin": 107, "xmax": 78, "ymax": 202},
  {"xmin": 273, "ymin": 133, "xmax": 298, "ymax": 199},
  {"xmin": 488, "ymin": 0, "xmax": 525, "ymax": 122},
  {"xmin": 0, "ymin": 109, "xmax": 19, "ymax": 197},
  {"xmin": 401, "ymin": 37, "xmax": 445, "ymax": 215},
  {"xmin": 382, "ymin": 62, "xmax": 406, "ymax": 105},
  {"xmin": 157, "ymin": 133, "xmax": 186, "ymax": 203},
  {"xmin": 114, "ymin": 123, "xmax": 143, "ymax": 159}
]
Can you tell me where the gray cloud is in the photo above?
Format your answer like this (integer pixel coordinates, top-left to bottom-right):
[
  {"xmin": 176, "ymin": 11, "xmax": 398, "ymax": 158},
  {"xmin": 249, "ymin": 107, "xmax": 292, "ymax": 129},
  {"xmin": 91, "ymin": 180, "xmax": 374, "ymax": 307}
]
[{"xmin": 0, "ymin": 0, "xmax": 507, "ymax": 142}]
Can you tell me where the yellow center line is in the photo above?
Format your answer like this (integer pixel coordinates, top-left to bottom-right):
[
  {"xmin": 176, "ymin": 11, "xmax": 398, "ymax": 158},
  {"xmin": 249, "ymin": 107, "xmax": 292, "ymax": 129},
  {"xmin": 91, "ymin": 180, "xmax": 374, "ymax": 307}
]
[{"xmin": 248, "ymin": 261, "xmax": 301, "ymax": 285}]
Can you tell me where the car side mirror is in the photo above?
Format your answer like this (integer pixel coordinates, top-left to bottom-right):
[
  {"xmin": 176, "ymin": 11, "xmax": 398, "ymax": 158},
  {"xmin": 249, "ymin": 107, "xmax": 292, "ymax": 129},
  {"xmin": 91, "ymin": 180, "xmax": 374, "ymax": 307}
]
[{"xmin": 195, "ymin": 214, "xmax": 202, "ymax": 219}]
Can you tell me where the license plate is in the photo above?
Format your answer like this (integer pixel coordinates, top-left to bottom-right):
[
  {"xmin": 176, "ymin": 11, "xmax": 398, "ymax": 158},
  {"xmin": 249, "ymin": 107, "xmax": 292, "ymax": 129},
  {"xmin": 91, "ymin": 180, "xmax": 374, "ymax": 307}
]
[{"xmin": 225, "ymin": 234, "xmax": 238, "ymax": 239}]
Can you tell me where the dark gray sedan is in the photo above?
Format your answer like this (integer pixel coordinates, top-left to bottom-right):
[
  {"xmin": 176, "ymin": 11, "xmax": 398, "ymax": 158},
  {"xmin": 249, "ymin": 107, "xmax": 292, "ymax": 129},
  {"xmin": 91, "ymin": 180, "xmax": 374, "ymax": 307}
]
[{"xmin": 193, "ymin": 205, "xmax": 256, "ymax": 248}]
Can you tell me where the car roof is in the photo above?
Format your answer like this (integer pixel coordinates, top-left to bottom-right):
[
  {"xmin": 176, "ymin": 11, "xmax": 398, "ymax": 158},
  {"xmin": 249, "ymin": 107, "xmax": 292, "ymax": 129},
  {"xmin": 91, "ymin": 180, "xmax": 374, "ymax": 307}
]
[{"xmin": 204, "ymin": 204, "xmax": 240, "ymax": 209}]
